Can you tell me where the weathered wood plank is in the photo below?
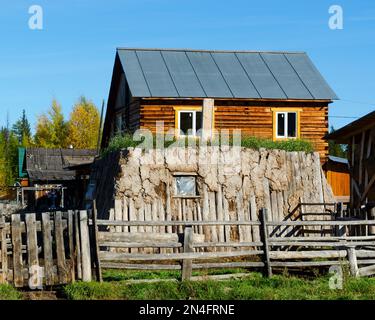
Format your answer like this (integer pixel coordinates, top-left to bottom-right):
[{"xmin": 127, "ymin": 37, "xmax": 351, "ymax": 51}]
[
  {"xmin": 92, "ymin": 202, "xmax": 102, "ymax": 282},
  {"xmin": 270, "ymin": 250, "xmax": 347, "ymax": 260},
  {"xmin": 55, "ymin": 212, "xmax": 68, "ymax": 284},
  {"xmin": 101, "ymin": 262, "xmax": 181, "ymax": 270},
  {"xmin": 0, "ymin": 217, "xmax": 8, "ymax": 284},
  {"xmin": 11, "ymin": 214, "xmax": 23, "ymax": 287},
  {"xmin": 98, "ymin": 232, "xmax": 179, "ymax": 243},
  {"xmin": 79, "ymin": 210, "xmax": 92, "ymax": 282},
  {"xmin": 97, "ymin": 220, "xmax": 261, "ymax": 226},
  {"xmin": 42, "ymin": 212, "xmax": 54, "ymax": 286},
  {"xmin": 74, "ymin": 210, "xmax": 82, "ymax": 280},
  {"xmin": 26, "ymin": 214, "xmax": 39, "ymax": 288},
  {"xmin": 181, "ymin": 226, "xmax": 193, "ymax": 280},
  {"xmin": 99, "ymin": 250, "xmax": 264, "ymax": 262}
]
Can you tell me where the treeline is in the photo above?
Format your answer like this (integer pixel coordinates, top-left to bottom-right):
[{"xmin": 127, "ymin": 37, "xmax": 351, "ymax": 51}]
[{"xmin": 0, "ymin": 96, "xmax": 100, "ymax": 189}]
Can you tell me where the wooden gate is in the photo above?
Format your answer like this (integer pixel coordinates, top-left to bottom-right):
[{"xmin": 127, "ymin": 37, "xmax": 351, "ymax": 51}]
[{"xmin": 0, "ymin": 210, "xmax": 93, "ymax": 288}]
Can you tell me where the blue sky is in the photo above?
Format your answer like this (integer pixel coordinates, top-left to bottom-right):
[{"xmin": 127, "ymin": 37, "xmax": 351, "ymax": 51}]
[{"xmin": 0, "ymin": 0, "xmax": 374, "ymax": 132}]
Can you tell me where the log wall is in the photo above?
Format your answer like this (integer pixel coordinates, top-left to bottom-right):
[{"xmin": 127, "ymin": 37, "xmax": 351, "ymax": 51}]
[{"xmin": 136, "ymin": 99, "xmax": 329, "ymax": 162}]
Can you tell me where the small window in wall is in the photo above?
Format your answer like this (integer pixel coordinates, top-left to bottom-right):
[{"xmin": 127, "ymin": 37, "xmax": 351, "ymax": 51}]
[
  {"xmin": 174, "ymin": 176, "xmax": 197, "ymax": 197},
  {"xmin": 178, "ymin": 110, "xmax": 202, "ymax": 136},
  {"xmin": 276, "ymin": 112, "xmax": 298, "ymax": 139}
]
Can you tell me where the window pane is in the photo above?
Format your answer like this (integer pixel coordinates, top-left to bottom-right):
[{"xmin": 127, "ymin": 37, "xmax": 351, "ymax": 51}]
[
  {"xmin": 180, "ymin": 112, "xmax": 193, "ymax": 134},
  {"xmin": 287, "ymin": 113, "xmax": 297, "ymax": 137},
  {"xmin": 196, "ymin": 112, "xmax": 202, "ymax": 132},
  {"xmin": 277, "ymin": 113, "xmax": 285, "ymax": 137},
  {"xmin": 175, "ymin": 176, "xmax": 196, "ymax": 196}
]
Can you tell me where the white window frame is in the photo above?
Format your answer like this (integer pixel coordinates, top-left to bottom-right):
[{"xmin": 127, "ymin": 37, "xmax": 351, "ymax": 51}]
[
  {"xmin": 276, "ymin": 111, "xmax": 297, "ymax": 139},
  {"xmin": 178, "ymin": 110, "xmax": 201, "ymax": 137}
]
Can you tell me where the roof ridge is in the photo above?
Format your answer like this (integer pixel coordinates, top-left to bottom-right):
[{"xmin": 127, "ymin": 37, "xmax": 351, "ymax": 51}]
[{"xmin": 117, "ymin": 47, "xmax": 306, "ymax": 54}]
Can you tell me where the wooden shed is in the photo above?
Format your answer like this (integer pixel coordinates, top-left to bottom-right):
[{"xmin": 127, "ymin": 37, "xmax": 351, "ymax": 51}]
[
  {"xmin": 19, "ymin": 148, "xmax": 96, "ymax": 210},
  {"xmin": 323, "ymin": 156, "xmax": 350, "ymax": 203},
  {"xmin": 101, "ymin": 48, "xmax": 338, "ymax": 162},
  {"xmin": 326, "ymin": 110, "xmax": 375, "ymax": 208}
]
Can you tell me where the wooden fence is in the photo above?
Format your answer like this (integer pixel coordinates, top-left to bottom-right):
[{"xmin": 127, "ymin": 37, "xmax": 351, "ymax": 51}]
[
  {"xmin": 93, "ymin": 208, "xmax": 375, "ymax": 281},
  {"xmin": 0, "ymin": 211, "xmax": 93, "ymax": 287}
]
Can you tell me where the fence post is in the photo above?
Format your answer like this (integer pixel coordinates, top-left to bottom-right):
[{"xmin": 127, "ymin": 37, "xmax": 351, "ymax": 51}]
[
  {"xmin": 80, "ymin": 210, "xmax": 92, "ymax": 282},
  {"xmin": 260, "ymin": 208, "xmax": 272, "ymax": 277},
  {"xmin": 92, "ymin": 201, "xmax": 103, "ymax": 282},
  {"xmin": 0, "ymin": 217, "xmax": 7, "ymax": 284},
  {"xmin": 182, "ymin": 226, "xmax": 193, "ymax": 281},
  {"xmin": 336, "ymin": 202, "xmax": 346, "ymax": 237},
  {"xmin": 347, "ymin": 246, "xmax": 359, "ymax": 278}
]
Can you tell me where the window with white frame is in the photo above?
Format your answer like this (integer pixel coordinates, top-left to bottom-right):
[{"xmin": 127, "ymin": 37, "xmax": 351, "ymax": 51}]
[
  {"xmin": 178, "ymin": 110, "xmax": 202, "ymax": 136},
  {"xmin": 276, "ymin": 112, "xmax": 297, "ymax": 138}
]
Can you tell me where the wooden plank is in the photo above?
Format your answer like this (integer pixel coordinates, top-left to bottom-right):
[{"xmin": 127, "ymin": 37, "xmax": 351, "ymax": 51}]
[
  {"xmin": 98, "ymin": 232, "xmax": 179, "ymax": 243},
  {"xmin": 55, "ymin": 212, "xmax": 68, "ymax": 284},
  {"xmin": 42, "ymin": 212, "xmax": 54, "ymax": 286},
  {"xmin": 99, "ymin": 241, "xmax": 182, "ymax": 248},
  {"xmin": 260, "ymin": 208, "xmax": 272, "ymax": 277},
  {"xmin": 67, "ymin": 211, "xmax": 75, "ymax": 282},
  {"xmin": 92, "ymin": 201, "xmax": 102, "ymax": 282},
  {"xmin": 26, "ymin": 214, "xmax": 39, "ymax": 288},
  {"xmin": 270, "ymin": 250, "xmax": 347, "ymax": 260},
  {"xmin": 193, "ymin": 241, "xmax": 263, "ymax": 248},
  {"xmin": 271, "ymin": 261, "xmax": 349, "ymax": 267},
  {"xmin": 181, "ymin": 226, "xmax": 193, "ymax": 280},
  {"xmin": 114, "ymin": 199, "xmax": 123, "ymax": 233},
  {"xmin": 74, "ymin": 210, "xmax": 82, "ymax": 280},
  {"xmin": 193, "ymin": 262, "xmax": 264, "ymax": 269},
  {"xmin": 358, "ymin": 265, "xmax": 375, "ymax": 277},
  {"xmin": 97, "ymin": 220, "xmax": 261, "ymax": 226},
  {"xmin": 0, "ymin": 217, "xmax": 8, "ymax": 284},
  {"xmin": 266, "ymin": 220, "xmax": 375, "ymax": 226},
  {"xmin": 11, "ymin": 214, "xmax": 23, "ymax": 287},
  {"xmin": 347, "ymin": 247, "xmax": 359, "ymax": 277},
  {"xmin": 79, "ymin": 210, "xmax": 92, "ymax": 282},
  {"xmin": 101, "ymin": 262, "xmax": 181, "ymax": 270},
  {"xmin": 99, "ymin": 250, "xmax": 264, "ymax": 262}
]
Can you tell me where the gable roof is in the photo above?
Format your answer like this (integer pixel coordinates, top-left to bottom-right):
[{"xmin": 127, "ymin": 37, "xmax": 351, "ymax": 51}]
[
  {"xmin": 24, "ymin": 148, "xmax": 97, "ymax": 181},
  {"xmin": 116, "ymin": 48, "xmax": 338, "ymax": 100},
  {"xmin": 326, "ymin": 110, "xmax": 375, "ymax": 143}
]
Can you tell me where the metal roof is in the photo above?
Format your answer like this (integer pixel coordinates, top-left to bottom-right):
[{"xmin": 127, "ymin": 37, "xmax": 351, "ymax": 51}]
[
  {"xmin": 328, "ymin": 155, "xmax": 348, "ymax": 164},
  {"xmin": 117, "ymin": 48, "xmax": 338, "ymax": 100}
]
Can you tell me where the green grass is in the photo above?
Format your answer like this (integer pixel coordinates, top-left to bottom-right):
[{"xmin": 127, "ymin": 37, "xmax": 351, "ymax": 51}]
[
  {"xmin": 0, "ymin": 284, "xmax": 22, "ymax": 300},
  {"xmin": 102, "ymin": 133, "xmax": 314, "ymax": 156},
  {"xmin": 62, "ymin": 271, "xmax": 375, "ymax": 300}
]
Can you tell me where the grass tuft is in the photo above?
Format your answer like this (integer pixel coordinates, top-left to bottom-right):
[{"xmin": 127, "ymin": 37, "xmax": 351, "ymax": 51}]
[{"xmin": 0, "ymin": 284, "xmax": 22, "ymax": 300}]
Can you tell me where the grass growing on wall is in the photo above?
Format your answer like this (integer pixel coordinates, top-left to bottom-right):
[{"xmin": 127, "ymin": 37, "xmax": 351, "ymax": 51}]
[
  {"xmin": 63, "ymin": 271, "xmax": 375, "ymax": 300},
  {"xmin": 102, "ymin": 134, "xmax": 314, "ymax": 155}
]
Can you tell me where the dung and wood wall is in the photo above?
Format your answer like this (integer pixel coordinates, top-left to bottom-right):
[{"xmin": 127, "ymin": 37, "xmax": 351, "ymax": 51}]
[{"xmin": 89, "ymin": 146, "xmax": 335, "ymax": 243}]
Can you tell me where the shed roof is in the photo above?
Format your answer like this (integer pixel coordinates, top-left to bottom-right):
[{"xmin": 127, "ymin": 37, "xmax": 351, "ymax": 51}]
[
  {"xmin": 25, "ymin": 148, "xmax": 97, "ymax": 181},
  {"xmin": 116, "ymin": 48, "xmax": 338, "ymax": 100},
  {"xmin": 326, "ymin": 110, "xmax": 375, "ymax": 143}
]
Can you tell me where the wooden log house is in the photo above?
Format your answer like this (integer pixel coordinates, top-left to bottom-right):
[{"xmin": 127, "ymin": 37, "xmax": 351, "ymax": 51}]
[
  {"xmin": 326, "ymin": 111, "xmax": 375, "ymax": 208},
  {"xmin": 101, "ymin": 48, "xmax": 338, "ymax": 162}
]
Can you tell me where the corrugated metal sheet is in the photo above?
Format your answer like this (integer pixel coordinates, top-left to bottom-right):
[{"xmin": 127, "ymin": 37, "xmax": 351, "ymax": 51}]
[
  {"xmin": 136, "ymin": 50, "xmax": 179, "ymax": 97},
  {"xmin": 117, "ymin": 48, "xmax": 338, "ymax": 100},
  {"xmin": 212, "ymin": 53, "xmax": 260, "ymax": 98},
  {"xmin": 235, "ymin": 53, "xmax": 286, "ymax": 99},
  {"xmin": 186, "ymin": 51, "xmax": 233, "ymax": 98},
  {"xmin": 284, "ymin": 53, "xmax": 339, "ymax": 100},
  {"xmin": 161, "ymin": 51, "xmax": 206, "ymax": 97},
  {"xmin": 260, "ymin": 53, "xmax": 313, "ymax": 99}
]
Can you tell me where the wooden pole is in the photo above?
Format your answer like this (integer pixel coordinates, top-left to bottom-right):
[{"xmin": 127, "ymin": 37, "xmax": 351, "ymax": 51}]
[
  {"xmin": 181, "ymin": 226, "xmax": 193, "ymax": 281},
  {"xmin": 260, "ymin": 208, "xmax": 272, "ymax": 277},
  {"xmin": 369, "ymin": 207, "xmax": 375, "ymax": 235},
  {"xmin": 92, "ymin": 201, "xmax": 103, "ymax": 282},
  {"xmin": 0, "ymin": 217, "xmax": 7, "ymax": 284},
  {"xmin": 347, "ymin": 246, "xmax": 359, "ymax": 278},
  {"xmin": 80, "ymin": 210, "xmax": 92, "ymax": 282}
]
